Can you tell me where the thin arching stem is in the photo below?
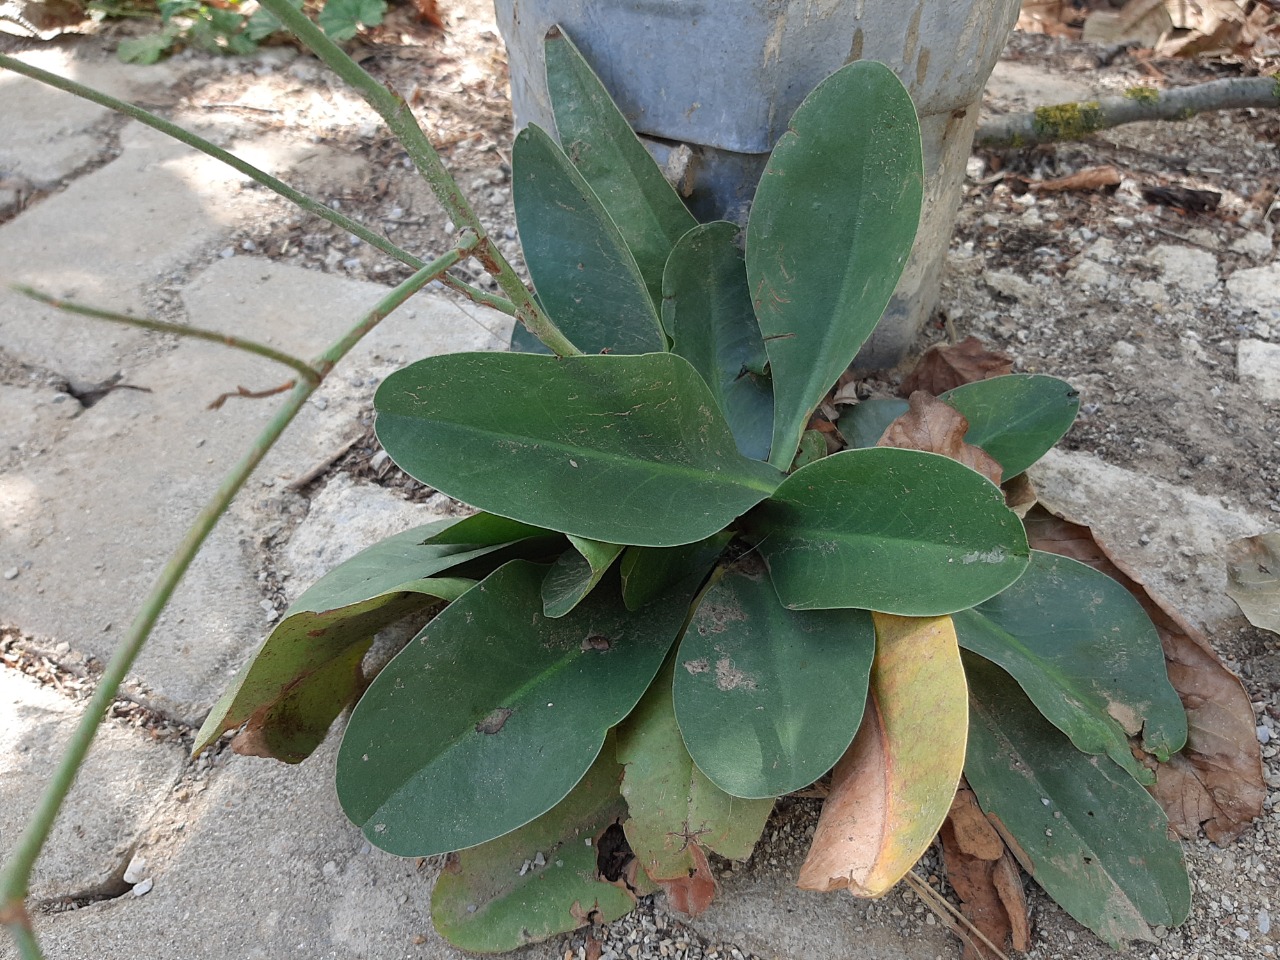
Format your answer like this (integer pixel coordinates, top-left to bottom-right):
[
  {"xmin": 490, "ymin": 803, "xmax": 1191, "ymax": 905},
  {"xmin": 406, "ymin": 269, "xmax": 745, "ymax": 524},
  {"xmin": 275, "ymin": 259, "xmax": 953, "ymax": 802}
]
[
  {"xmin": 12, "ymin": 285, "xmax": 324, "ymax": 385},
  {"xmin": 254, "ymin": 0, "xmax": 579, "ymax": 357}
]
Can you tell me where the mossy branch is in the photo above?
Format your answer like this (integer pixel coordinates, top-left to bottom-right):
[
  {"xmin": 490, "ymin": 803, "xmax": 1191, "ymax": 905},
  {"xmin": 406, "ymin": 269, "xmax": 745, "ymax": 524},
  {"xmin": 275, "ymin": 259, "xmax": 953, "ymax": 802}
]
[{"xmin": 976, "ymin": 76, "xmax": 1280, "ymax": 148}]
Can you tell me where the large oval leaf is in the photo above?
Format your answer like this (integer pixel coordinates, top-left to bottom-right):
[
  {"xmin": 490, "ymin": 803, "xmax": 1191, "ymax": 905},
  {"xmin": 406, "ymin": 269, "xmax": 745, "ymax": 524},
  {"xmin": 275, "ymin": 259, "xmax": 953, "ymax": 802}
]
[
  {"xmin": 617, "ymin": 659, "xmax": 774, "ymax": 882},
  {"xmin": 673, "ymin": 558, "xmax": 875, "ymax": 799},
  {"xmin": 431, "ymin": 742, "xmax": 636, "ymax": 952},
  {"xmin": 838, "ymin": 397, "xmax": 908, "ymax": 449},
  {"xmin": 940, "ymin": 375, "xmax": 1080, "ymax": 477},
  {"xmin": 663, "ymin": 221, "xmax": 774, "ymax": 461},
  {"xmin": 544, "ymin": 27, "xmax": 696, "ymax": 313},
  {"xmin": 964, "ymin": 652, "xmax": 1191, "ymax": 946},
  {"xmin": 513, "ymin": 123, "xmax": 664, "ymax": 355},
  {"xmin": 375, "ymin": 351, "xmax": 782, "ymax": 547},
  {"xmin": 192, "ymin": 519, "xmax": 530, "ymax": 760},
  {"xmin": 750, "ymin": 447, "xmax": 1030, "ymax": 615},
  {"xmin": 954, "ymin": 551, "xmax": 1186, "ymax": 784},
  {"xmin": 745, "ymin": 60, "xmax": 923, "ymax": 468},
  {"xmin": 798, "ymin": 614, "xmax": 967, "ymax": 896},
  {"xmin": 336, "ymin": 560, "xmax": 690, "ymax": 856}
]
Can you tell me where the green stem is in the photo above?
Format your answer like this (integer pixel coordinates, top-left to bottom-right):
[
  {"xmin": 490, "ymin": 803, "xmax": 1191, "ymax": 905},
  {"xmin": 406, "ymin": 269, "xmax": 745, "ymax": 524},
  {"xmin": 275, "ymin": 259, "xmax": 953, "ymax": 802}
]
[
  {"xmin": 0, "ymin": 52, "xmax": 422, "ymax": 275},
  {"xmin": 0, "ymin": 251, "xmax": 459, "ymax": 954},
  {"xmin": 441, "ymin": 275, "xmax": 518, "ymax": 317},
  {"xmin": 13, "ymin": 285, "xmax": 323, "ymax": 385},
  {"xmin": 254, "ymin": 0, "xmax": 580, "ymax": 358}
]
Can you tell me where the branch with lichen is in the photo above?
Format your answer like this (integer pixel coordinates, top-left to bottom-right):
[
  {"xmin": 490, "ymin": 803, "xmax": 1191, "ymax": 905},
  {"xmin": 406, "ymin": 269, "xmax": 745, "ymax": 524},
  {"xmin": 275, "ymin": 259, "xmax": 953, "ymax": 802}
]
[{"xmin": 976, "ymin": 76, "xmax": 1280, "ymax": 148}]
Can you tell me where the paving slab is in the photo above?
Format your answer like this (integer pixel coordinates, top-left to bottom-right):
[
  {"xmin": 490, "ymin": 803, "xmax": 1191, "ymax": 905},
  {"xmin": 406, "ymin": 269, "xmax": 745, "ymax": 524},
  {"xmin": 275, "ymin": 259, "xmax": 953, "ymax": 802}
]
[
  {"xmin": 0, "ymin": 383, "xmax": 77, "ymax": 472},
  {"xmin": 1237, "ymin": 339, "xmax": 1280, "ymax": 402},
  {"xmin": 1029, "ymin": 448, "xmax": 1272, "ymax": 631},
  {"xmin": 0, "ymin": 668, "xmax": 186, "ymax": 901},
  {"xmin": 14, "ymin": 737, "xmax": 564, "ymax": 960},
  {"xmin": 0, "ymin": 47, "xmax": 186, "ymax": 189},
  {"xmin": 0, "ymin": 258, "xmax": 504, "ymax": 724},
  {"xmin": 0, "ymin": 125, "xmax": 310, "ymax": 381},
  {"xmin": 1227, "ymin": 263, "xmax": 1280, "ymax": 321}
]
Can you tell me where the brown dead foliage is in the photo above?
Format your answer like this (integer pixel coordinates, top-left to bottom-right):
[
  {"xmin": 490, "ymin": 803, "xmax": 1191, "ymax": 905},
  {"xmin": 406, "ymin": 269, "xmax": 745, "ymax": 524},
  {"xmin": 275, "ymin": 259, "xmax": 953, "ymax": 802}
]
[
  {"xmin": 900, "ymin": 337, "xmax": 1013, "ymax": 398},
  {"xmin": 878, "ymin": 392, "xmax": 1004, "ymax": 485},
  {"xmin": 939, "ymin": 784, "xmax": 1031, "ymax": 960},
  {"xmin": 657, "ymin": 843, "xmax": 718, "ymax": 917}
]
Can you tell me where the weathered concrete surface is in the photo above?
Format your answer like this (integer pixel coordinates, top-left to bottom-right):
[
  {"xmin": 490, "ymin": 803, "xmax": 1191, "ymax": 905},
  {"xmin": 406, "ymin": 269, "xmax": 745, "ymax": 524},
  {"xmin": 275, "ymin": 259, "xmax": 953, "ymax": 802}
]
[
  {"xmin": 0, "ymin": 126, "xmax": 309, "ymax": 381},
  {"xmin": 1227, "ymin": 263, "xmax": 1280, "ymax": 321},
  {"xmin": 1030, "ymin": 448, "xmax": 1273, "ymax": 631},
  {"xmin": 0, "ymin": 669, "xmax": 186, "ymax": 900},
  {"xmin": 1238, "ymin": 339, "xmax": 1280, "ymax": 403}
]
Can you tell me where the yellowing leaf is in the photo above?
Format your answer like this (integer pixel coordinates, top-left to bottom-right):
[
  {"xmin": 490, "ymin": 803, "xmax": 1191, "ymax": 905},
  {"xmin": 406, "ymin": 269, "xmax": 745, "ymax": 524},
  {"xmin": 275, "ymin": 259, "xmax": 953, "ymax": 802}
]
[{"xmin": 797, "ymin": 613, "xmax": 967, "ymax": 896}]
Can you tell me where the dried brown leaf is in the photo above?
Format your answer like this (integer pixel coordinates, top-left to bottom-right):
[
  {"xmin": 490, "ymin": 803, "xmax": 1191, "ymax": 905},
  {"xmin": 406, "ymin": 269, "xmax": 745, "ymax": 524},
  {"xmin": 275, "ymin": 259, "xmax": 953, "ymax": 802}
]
[
  {"xmin": 413, "ymin": 0, "xmax": 446, "ymax": 30},
  {"xmin": 901, "ymin": 337, "xmax": 1013, "ymax": 397},
  {"xmin": 939, "ymin": 786, "xmax": 1025, "ymax": 960},
  {"xmin": 1031, "ymin": 165, "xmax": 1122, "ymax": 193},
  {"xmin": 1024, "ymin": 504, "xmax": 1265, "ymax": 843},
  {"xmin": 1082, "ymin": 0, "xmax": 1173, "ymax": 46},
  {"xmin": 878, "ymin": 393, "xmax": 1003, "ymax": 486},
  {"xmin": 657, "ymin": 843, "xmax": 717, "ymax": 917},
  {"xmin": 1003, "ymin": 473, "xmax": 1038, "ymax": 520},
  {"xmin": 1224, "ymin": 532, "xmax": 1280, "ymax": 636}
]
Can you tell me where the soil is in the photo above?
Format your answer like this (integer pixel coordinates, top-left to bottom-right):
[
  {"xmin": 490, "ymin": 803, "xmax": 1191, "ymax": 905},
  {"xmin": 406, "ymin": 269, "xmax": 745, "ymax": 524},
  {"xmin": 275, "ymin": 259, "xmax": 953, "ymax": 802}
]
[{"xmin": 5, "ymin": 2, "xmax": 1279, "ymax": 960}]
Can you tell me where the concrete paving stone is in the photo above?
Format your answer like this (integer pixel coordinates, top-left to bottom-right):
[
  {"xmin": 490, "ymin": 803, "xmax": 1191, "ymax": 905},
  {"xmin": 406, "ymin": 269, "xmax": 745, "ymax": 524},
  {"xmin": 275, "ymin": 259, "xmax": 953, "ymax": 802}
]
[
  {"xmin": 0, "ymin": 48, "xmax": 186, "ymax": 189},
  {"xmin": 281, "ymin": 473, "xmax": 452, "ymax": 603},
  {"xmin": 0, "ymin": 384, "xmax": 78, "ymax": 472},
  {"xmin": 1029, "ymin": 448, "xmax": 1272, "ymax": 631},
  {"xmin": 14, "ymin": 737, "xmax": 564, "ymax": 960},
  {"xmin": 0, "ymin": 125, "xmax": 310, "ymax": 382},
  {"xmin": 1237, "ymin": 339, "xmax": 1280, "ymax": 402},
  {"xmin": 1227, "ymin": 262, "xmax": 1280, "ymax": 321},
  {"xmin": 0, "ymin": 669, "xmax": 186, "ymax": 900}
]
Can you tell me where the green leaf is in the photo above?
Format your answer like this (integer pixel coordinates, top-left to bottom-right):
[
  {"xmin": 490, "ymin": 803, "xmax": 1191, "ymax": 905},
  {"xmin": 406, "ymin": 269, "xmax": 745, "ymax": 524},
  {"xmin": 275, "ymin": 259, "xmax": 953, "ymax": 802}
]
[
  {"xmin": 336, "ymin": 560, "xmax": 692, "ymax": 855},
  {"xmin": 375, "ymin": 352, "xmax": 782, "ymax": 547},
  {"xmin": 837, "ymin": 398, "xmax": 908, "ymax": 449},
  {"xmin": 940, "ymin": 375, "xmax": 1080, "ymax": 477},
  {"xmin": 673, "ymin": 558, "xmax": 875, "ymax": 798},
  {"xmin": 423, "ymin": 512, "xmax": 553, "ymax": 547},
  {"xmin": 544, "ymin": 27, "xmax": 697, "ymax": 313},
  {"xmin": 790, "ymin": 430, "xmax": 827, "ymax": 472},
  {"xmin": 512, "ymin": 124, "xmax": 664, "ymax": 355},
  {"xmin": 542, "ymin": 536, "xmax": 625, "ymax": 618},
  {"xmin": 617, "ymin": 660, "xmax": 773, "ymax": 880},
  {"xmin": 964, "ymin": 652, "xmax": 1191, "ymax": 947},
  {"xmin": 245, "ymin": 0, "xmax": 301, "ymax": 41},
  {"xmin": 431, "ymin": 742, "xmax": 636, "ymax": 952},
  {"xmin": 749, "ymin": 448, "xmax": 1029, "ymax": 615},
  {"xmin": 953, "ymin": 551, "xmax": 1186, "ymax": 784},
  {"xmin": 745, "ymin": 61, "xmax": 923, "ymax": 469},
  {"xmin": 619, "ymin": 532, "xmax": 733, "ymax": 611},
  {"xmin": 192, "ymin": 519, "xmax": 521, "ymax": 760},
  {"xmin": 117, "ymin": 31, "xmax": 179, "ymax": 65},
  {"xmin": 317, "ymin": 0, "xmax": 386, "ymax": 42},
  {"xmin": 663, "ymin": 221, "xmax": 774, "ymax": 461}
]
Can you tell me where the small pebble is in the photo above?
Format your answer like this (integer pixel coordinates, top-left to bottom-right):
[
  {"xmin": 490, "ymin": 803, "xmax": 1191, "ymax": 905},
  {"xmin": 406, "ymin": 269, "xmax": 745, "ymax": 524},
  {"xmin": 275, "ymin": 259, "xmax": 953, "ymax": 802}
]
[
  {"xmin": 131, "ymin": 877, "xmax": 153, "ymax": 897},
  {"xmin": 4, "ymin": 568, "xmax": 17, "ymax": 580}
]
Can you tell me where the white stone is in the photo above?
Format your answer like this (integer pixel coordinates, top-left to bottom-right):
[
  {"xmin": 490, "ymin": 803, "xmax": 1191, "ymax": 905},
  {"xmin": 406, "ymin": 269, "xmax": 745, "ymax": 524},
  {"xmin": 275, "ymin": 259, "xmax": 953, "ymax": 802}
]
[
  {"xmin": 983, "ymin": 270, "xmax": 1038, "ymax": 303},
  {"xmin": 1230, "ymin": 232, "xmax": 1274, "ymax": 259},
  {"xmin": 1238, "ymin": 339, "xmax": 1280, "ymax": 401},
  {"xmin": 1066, "ymin": 259, "xmax": 1112, "ymax": 288},
  {"xmin": 1228, "ymin": 263, "xmax": 1280, "ymax": 319},
  {"xmin": 1131, "ymin": 279, "xmax": 1168, "ymax": 303},
  {"xmin": 1148, "ymin": 245, "xmax": 1219, "ymax": 292}
]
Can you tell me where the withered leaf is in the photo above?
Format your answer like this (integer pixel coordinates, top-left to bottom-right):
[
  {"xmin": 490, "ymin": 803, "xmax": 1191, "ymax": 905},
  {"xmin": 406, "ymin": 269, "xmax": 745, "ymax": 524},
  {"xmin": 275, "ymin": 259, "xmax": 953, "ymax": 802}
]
[
  {"xmin": 1003, "ymin": 473, "xmax": 1038, "ymax": 520},
  {"xmin": 878, "ymin": 392, "xmax": 1003, "ymax": 486},
  {"xmin": 1224, "ymin": 532, "xmax": 1280, "ymax": 636},
  {"xmin": 1031, "ymin": 165, "xmax": 1122, "ymax": 194},
  {"xmin": 1024, "ymin": 505, "xmax": 1265, "ymax": 843},
  {"xmin": 901, "ymin": 337, "xmax": 1013, "ymax": 397},
  {"xmin": 657, "ymin": 842, "xmax": 718, "ymax": 917},
  {"xmin": 938, "ymin": 783, "xmax": 1031, "ymax": 960}
]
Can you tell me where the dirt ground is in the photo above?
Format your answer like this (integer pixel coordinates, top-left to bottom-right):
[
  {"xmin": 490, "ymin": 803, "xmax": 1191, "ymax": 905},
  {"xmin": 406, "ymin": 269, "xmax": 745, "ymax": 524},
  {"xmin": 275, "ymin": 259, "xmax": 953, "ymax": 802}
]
[{"xmin": 3, "ymin": 2, "xmax": 1279, "ymax": 959}]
